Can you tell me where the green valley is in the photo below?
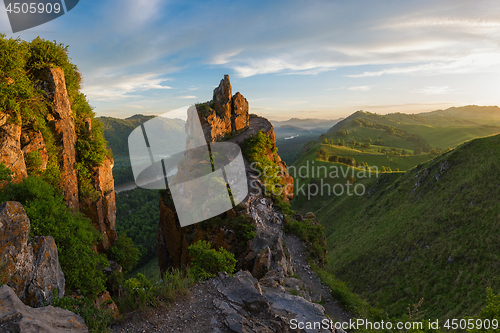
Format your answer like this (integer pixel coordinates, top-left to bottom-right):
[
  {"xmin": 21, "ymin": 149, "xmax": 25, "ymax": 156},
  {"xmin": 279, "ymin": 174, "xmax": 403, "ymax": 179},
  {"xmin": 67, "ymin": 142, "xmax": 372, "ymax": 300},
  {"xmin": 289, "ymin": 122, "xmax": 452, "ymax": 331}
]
[
  {"xmin": 286, "ymin": 106, "xmax": 500, "ymax": 322},
  {"xmin": 315, "ymin": 133, "xmax": 500, "ymax": 320}
]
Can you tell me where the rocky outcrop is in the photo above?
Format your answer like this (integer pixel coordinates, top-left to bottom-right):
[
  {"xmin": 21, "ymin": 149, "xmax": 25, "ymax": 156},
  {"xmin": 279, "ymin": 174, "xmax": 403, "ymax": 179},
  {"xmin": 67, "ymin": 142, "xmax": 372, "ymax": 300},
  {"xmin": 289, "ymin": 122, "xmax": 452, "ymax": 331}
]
[
  {"xmin": 158, "ymin": 183, "xmax": 297, "ymax": 277},
  {"xmin": 213, "ymin": 271, "xmax": 331, "ymax": 333},
  {"xmin": 37, "ymin": 67, "xmax": 79, "ymax": 211},
  {"xmin": 158, "ymin": 76, "xmax": 295, "ymax": 275},
  {"xmin": 80, "ymin": 156, "xmax": 117, "ymax": 251},
  {"xmin": 239, "ymin": 196, "xmax": 294, "ymax": 279},
  {"xmin": 0, "ymin": 285, "xmax": 88, "ymax": 333},
  {"xmin": 157, "ymin": 196, "xmax": 188, "ymax": 272},
  {"xmin": 94, "ymin": 290, "xmax": 119, "ymax": 319},
  {"xmin": 0, "ymin": 66, "xmax": 117, "ymax": 251},
  {"xmin": 197, "ymin": 75, "xmax": 250, "ymax": 142},
  {"xmin": 24, "ymin": 236, "xmax": 66, "ymax": 307},
  {"xmin": 231, "ymin": 92, "xmax": 249, "ymax": 132},
  {"xmin": 0, "ymin": 202, "xmax": 65, "ymax": 307},
  {"xmin": 0, "ymin": 114, "xmax": 27, "ymax": 182}
]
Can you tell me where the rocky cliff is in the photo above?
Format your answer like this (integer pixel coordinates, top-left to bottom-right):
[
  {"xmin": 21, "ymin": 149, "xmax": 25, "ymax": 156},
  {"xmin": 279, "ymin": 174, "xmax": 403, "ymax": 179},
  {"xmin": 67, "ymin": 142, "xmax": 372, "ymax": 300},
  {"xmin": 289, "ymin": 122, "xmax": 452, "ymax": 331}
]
[
  {"xmin": 0, "ymin": 67, "xmax": 117, "ymax": 251},
  {"xmin": 158, "ymin": 76, "xmax": 298, "ymax": 277},
  {"xmin": 0, "ymin": 202, "xmax": 65, "ymax": 307},
  {"xmin": 136, "ymin": 76, "xmax": 335, "ymax": 332}
]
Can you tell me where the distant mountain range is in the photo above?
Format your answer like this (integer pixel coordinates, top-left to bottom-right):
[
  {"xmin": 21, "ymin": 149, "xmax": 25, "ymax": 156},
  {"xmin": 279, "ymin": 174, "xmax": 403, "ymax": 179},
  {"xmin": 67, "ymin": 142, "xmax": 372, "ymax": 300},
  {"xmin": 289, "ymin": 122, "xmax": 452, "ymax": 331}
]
[
  {"xmin": 270, "ymin": 118, "xmax": 342, "ymax": 130},
  {"xmin": 419, "ymin": 105, "xmax": 500, "ymax": 122},
  {"xmin": 97, "ymin": 115, "xmax": 185, "ymax": 158}
]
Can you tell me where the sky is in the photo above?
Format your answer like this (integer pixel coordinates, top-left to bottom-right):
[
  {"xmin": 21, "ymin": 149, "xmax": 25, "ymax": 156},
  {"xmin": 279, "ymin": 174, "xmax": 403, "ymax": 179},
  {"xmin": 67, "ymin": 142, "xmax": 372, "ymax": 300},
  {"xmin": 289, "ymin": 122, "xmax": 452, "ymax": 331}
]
[{"xmin": 2, "ymin": 0, "xmax": 500, "ymax": 121}]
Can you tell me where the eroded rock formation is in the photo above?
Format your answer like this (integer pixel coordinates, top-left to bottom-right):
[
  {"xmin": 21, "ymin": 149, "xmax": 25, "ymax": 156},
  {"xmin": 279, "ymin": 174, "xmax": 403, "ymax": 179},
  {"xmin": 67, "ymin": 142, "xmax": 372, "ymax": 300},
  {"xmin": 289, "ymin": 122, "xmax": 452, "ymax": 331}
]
[
  {"xmin": 158, "ymin": 76, "xmax": 296, "ymax": 276},
  {"xmin": 0, "ymin": 67, "xmax": 117, "ymax": 251},
  {"xmin": 197, "ymin": 75, "xmax": 250, "ymax": 142},
  {"xmin": 0, "ymin": 114, "xmax": 27, "ymax": 182},
  {"xmin": 38, "ymin": 68, "xmax": 79, "ymax": 211},
  {"xmin": 80, "ymin": 156, "xmax": 117, "ymax": 251},
  {"xmin": 0, "ymin": 285, "xmax": 88, "ymax": 333},
  {"xmin": 0, "ymin": 201, "xmax": 65, "ymax": 307}
]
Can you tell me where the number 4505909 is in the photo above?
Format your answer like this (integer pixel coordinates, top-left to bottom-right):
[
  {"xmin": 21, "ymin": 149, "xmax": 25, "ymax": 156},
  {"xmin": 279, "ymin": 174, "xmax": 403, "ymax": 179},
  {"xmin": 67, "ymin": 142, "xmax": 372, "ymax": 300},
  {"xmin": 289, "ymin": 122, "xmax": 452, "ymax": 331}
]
[
  {"xmin": 444, "ymin": 318, "xmax": 499, "ymax": 330},
  {"xmin": 5, "ymin": 2, "xmax": 61, "ymax": 14}
]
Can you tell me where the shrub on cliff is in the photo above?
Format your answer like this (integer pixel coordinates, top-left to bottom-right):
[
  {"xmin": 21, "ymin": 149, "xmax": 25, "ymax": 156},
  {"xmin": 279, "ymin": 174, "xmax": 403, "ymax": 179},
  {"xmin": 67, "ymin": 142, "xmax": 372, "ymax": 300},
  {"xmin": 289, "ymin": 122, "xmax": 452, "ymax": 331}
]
[
  {"xmin": 0, "ymin": 175, "xmax": 108, "ymax": 296},
  {"xmin": 242, "ymin": 130, "xmax": 284, "ymax": 198},
  {"xmin": 0, "ymin": 162, "xmax": 13, "ymax": 182},
  {"xmin": 188, "ymin": 240, "xmax": 237, "ymax": 280}
]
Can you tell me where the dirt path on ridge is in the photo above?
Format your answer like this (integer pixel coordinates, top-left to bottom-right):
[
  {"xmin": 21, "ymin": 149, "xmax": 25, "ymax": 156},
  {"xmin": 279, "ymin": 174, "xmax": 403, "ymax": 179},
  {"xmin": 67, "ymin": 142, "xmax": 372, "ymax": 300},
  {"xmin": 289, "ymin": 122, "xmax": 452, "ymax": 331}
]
[{"xmin": 284, "ymin": 233, "xmax": 352, "ymax": 323}]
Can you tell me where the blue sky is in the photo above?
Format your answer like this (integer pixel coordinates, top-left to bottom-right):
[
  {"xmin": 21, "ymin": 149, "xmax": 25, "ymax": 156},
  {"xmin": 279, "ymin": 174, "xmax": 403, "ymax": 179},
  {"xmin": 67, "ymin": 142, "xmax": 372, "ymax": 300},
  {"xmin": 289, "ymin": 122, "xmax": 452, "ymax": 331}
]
[{"xmin": 2, "ymin": 0, "xmax": 500, "ymax": 120}]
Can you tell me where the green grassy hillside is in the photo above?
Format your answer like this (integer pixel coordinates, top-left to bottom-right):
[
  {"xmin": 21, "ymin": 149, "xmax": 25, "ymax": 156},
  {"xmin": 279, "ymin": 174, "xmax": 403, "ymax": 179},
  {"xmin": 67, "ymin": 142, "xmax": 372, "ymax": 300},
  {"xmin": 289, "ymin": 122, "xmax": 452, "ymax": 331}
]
[
  {"xmin": 290, "ymin": 108, "xmax": 500, "ymax": 214},
  {"xmin": 314, "ymin": 133, "xmax": 500, "ymax": 320},
  {"xmin": 290, "ymin": 139, "xmax": 435, "ymax": 214},
  {"xmin": 325, "ymin": 108, "xmax": 500, "ymax": 152}
]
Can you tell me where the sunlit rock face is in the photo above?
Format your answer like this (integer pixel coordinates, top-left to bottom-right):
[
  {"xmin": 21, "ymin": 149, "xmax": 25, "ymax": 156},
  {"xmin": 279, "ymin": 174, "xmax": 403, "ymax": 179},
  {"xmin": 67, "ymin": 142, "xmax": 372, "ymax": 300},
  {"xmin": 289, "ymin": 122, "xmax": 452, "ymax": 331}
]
[
  {"xmin": 0, "ymin": 67, "xmax": 117, "ymax": 251},
  {"xmin": 158, "ymin": 76, "xmax": 297, "ymax": 278}
]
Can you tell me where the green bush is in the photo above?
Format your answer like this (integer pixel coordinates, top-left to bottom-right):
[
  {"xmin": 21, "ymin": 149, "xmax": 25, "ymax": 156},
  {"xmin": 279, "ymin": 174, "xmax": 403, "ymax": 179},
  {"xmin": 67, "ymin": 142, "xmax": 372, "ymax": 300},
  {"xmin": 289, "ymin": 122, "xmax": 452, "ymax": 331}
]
[
  {"xmin": 188, "ymin": 240, "xmax": 237, "ymax": 280},
  {"xmin": 118, "ymin": 271, "xmax": 192, "ymax": 311},
  {"xmin": 0, "ymin": 176, "xmax": 108, "ymax": 296},
  {"xmin": 273, "ymin": 196, "xmax": 294, "ymax": 215},
  {"xmin": 107, "ymin": 233, "xmax": 140, "ymax": 274},
  {"xmin": 52, "ymin": 293, "xmax": 114, "ymax": 333},
  {"xmin": 24, "ymin": 150, "xmax": 43, "ymax": 173},
  {"xmin": 0, "ymin": 163, "xmax": 13, "ymax": 182},
  {"xmin": 466, "ymin": 288, "xmax": 500, "ymax": 333},
  {"xmin": 123, "ymin": 273, "xmax": 156, "ymax": 309}
]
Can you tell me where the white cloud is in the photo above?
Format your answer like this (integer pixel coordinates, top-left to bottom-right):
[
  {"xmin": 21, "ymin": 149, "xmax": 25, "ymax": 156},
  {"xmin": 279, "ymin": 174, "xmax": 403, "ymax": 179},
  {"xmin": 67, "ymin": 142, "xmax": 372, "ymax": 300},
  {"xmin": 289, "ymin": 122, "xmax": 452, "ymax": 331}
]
[
  {"xmin": 381, "ymin": 18, "xmax": 500, "ymax": 30},
  {"xmin": 412, "ymin": 86, "xmax": 452, "ymax": 95},
  {"xmin": 211, "ymin": 50, "xmax": 243, "ymax": 65},
  {"xmin": 348, "ymin": 86, "xmax": 371, "ymax": 92},
  {"xmin": 232, "ymin": 57, "xmax": 338, "ymax": 77},
  {"xmin": 177, "ymin": 95, "xmax": 197, "ymax": 99},
  {"xmin": 82, "ymin": 72, "xmax": 172, "ymax": 101}
]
